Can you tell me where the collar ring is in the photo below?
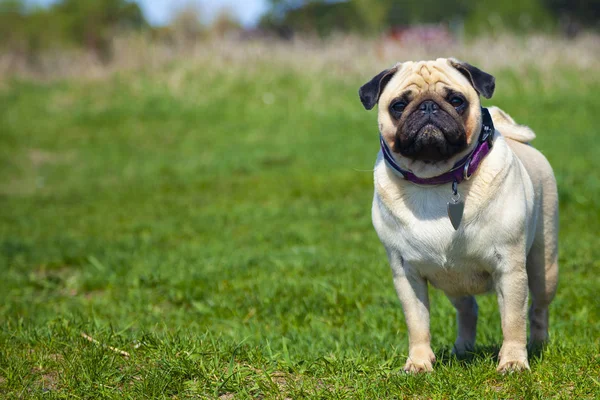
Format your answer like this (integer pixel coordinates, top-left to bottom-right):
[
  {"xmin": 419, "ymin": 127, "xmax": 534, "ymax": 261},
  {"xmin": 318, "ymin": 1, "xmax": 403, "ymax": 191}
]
[{"xmin": 463, "ymin": 158, "xmax": 473, "ymax": 181}]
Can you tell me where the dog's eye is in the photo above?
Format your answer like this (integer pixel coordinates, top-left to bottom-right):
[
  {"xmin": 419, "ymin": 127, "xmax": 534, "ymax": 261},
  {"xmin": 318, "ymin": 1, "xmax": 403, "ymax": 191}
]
[
  {"xmin": 450, "ymin": 96, "xmax": 464, "ymax": 108},
  {"xmin": 390, "ymin": 101, "xmax": 407, "ymax": 114}
]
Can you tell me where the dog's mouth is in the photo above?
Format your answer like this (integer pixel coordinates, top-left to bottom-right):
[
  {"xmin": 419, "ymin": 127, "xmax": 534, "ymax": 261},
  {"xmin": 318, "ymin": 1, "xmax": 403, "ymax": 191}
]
[
  {"xmin": 395, "ymin": 119, "xmax": 467, "ymax": 162},
  {"xmin": 407, "ymin": 124, "xmax": 448, "ymax": 162}
]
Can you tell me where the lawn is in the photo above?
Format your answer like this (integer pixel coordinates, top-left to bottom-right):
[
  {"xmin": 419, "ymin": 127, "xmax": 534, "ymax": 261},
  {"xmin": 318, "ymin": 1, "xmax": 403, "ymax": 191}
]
[{"xmin": 0, "ymin": 41, "xmax": 599, "ymax": 398}]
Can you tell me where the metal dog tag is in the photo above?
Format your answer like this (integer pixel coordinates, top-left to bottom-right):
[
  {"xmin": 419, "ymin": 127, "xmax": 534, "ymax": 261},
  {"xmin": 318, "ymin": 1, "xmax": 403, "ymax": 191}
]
[
  {"xmin": 447, "ymin": 196, "xmax": 464, "ymax": 230},
  {"xmin": 447, "ymin": 181, "xmax": 464, "ymax": 230}
]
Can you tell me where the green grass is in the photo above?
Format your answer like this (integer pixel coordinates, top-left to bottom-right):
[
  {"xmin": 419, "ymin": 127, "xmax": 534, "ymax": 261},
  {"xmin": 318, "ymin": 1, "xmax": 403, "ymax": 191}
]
[{"xmin": 0, "ymin": 63, "xmax": 599, "ymax": 399}]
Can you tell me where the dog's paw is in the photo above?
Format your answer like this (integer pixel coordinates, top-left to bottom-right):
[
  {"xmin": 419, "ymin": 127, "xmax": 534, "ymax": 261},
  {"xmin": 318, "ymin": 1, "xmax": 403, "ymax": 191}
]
[
  {"xmin": 403, "ymin": 346, "xmax": 435, "ymax": 373},
  {"xmin": 403, "ymin": 359, "xmax": 434, "ymax": 373},
  {"xmin": 527, "ymin": 337, "xmax": 548, "ymax": 355},
  {"xmin": 452, "ymin": 338, "xmax": 475, "ymax": 358},
  {"xmin": 497, "ymin": 343, "xmax": 530, "ymax": 373},
  {"xmin": 496, "ymin": 359, "xmax": 530, "ymax": 373},
  {"xmin": 528, "ymin": 331, "xmax": 549, "ymax": 350}
]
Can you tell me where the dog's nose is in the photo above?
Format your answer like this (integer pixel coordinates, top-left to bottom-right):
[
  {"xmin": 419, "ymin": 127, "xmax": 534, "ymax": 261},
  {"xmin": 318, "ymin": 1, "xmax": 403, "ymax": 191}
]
[{"xmin": 419, "ymin": 100, "xmax": 439, "ymax": 114}]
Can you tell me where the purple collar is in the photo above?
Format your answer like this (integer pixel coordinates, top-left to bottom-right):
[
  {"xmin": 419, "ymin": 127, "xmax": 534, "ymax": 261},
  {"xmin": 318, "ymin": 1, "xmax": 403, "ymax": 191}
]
[{"xmin": 380, "ymin": 107, "xmax": 495, "ymax": 185}]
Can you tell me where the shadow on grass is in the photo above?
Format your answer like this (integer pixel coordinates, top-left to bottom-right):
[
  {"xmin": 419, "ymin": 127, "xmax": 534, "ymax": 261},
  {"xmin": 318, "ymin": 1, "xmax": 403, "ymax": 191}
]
[
  {"xmin": 434, "ymin": 344, "xmax": 500, "ymax": 367},
  {"xmin": 434, "ymin": 342, "xmax": 547, "ymax": 367}
]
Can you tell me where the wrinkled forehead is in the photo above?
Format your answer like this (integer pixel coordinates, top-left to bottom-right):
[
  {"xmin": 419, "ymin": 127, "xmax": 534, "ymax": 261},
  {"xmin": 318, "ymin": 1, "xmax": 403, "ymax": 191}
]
[{"xmin": 381, "ymin": 59, "xmax": 473, "ymax": 103}]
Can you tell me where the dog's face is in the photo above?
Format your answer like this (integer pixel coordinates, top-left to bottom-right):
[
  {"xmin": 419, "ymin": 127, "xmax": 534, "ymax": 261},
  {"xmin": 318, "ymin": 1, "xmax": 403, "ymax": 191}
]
[{"xmin": 359, "ymin": 58, "xmax": 495, "ymax": 177}]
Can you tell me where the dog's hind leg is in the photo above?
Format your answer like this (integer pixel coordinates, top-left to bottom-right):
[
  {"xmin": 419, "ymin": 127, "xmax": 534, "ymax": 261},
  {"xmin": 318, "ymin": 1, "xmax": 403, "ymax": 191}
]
[
  {"xmin": 526, "ymin": 189, "xmax": 559, "ymax": 348},
  {"xmin": 448, "ymin": 295, "xmax": 478, "ymax": 356}
]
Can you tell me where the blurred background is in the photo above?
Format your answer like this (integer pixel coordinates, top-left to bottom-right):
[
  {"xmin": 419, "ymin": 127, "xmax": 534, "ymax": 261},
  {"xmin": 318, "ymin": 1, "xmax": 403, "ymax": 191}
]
[
  {"xmin": 0, "ymin": 0, "xmax": 599, "ymax": 77},
  {"xmin": 1, "ymin": 1, "xmax": 599, "ymax": 397}
]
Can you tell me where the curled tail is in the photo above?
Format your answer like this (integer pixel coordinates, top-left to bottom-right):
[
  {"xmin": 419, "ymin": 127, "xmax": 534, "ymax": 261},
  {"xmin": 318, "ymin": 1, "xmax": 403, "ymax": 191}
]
[{"xmin": 488, "ymin": 106, "xmax": 536, "ymax": 143}]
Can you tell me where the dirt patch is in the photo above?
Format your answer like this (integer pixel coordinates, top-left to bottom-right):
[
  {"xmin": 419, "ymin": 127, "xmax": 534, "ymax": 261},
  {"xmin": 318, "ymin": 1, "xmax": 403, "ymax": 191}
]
[
  {"xmin": 28, "ymin": 148, "xmax": 76, "ymax": 167},
  {"xmin": 32, "ymin": 366, "xmax": 59, "ymax": 392}
]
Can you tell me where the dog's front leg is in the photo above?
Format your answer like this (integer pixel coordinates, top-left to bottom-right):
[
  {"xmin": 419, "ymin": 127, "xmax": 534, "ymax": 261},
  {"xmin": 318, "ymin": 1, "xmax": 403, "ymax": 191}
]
[
  {"xmin": 389, "ymin": 252, "xmax": 435, "ymax": 373},
  {"xmin": 495, "ymin": 264, "xmax": 530, "ymax": 373}
]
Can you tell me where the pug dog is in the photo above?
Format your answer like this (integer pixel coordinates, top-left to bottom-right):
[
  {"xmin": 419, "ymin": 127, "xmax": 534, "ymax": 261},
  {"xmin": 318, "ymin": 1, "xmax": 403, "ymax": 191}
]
[{"xmin": 359, "ymin": 58, "xmax": 558, "ymax": 373}]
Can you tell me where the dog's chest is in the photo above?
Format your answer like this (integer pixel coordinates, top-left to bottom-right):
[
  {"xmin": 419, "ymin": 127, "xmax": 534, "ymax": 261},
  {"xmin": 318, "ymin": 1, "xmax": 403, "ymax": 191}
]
[
  {"xmin": 396, "ymin": 219, "xmax": 495, "ymax": 295},
  {"xmin": 374, "ymin": 184, "xmax": 500, "ymax": 295},
  {"xmin": 394, "ymin": 208, "xmax": 492, "ymax": 261}
]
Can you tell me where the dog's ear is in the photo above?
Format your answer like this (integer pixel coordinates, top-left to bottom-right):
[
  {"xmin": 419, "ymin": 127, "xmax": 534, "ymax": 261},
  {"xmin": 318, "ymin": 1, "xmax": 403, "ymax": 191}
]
[
  {"xmin": 359, "ymin": 66, "xmax": 398, "ymax": 110},
  {"xmin": 449, "ymin": 59, "xmax": 495, "ymax": 99}
]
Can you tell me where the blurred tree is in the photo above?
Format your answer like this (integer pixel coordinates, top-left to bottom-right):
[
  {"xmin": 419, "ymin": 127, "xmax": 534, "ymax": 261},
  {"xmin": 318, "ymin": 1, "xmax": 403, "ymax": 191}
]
[
  {"xmin": 0, "ymin": 0, "xmax": 30, "ymax": 52},
  {"xmin": 259, "ymin": 0, "xmax": 570, "ymax": 37},
  {"xmin": 352, "ymin": 0, "xmax": 388, "ymax": 33},
  {"xmin": 260, "ymin": 0, "xmax": 371, "ymax": 36},
  {"xmin": 166, "ymin": 3, "xmax": 205, "ymax": 44},
  {"xmin": 0, "ymin": 0, "xmax": 147, "ymax": 61},
  {"xmin": 284, "ymin": 1, "xmax": 363, "ymax": 35},
  {"xmin": 386, "ymin": 0, "xmax": 471, "ymax": 26},
  {"xmin": 54, "ymin": 0, "xmax": 146, "ymax": 60},
  {"xmin": 266, "ymin": 0, "xmax": 316, "ymax": 17},
  {"xmin": 464, "ymin": 0, "xmax": 555, "ymax": 35},
  {"xmin": 259, "ymin": 0, "xmax": 471, "ymax": 36},
  {"xmin": 543, "ymin": 0, "xmax": 600, "ymax": 36},
  {"xmin": 209, "ymin": 9, "xmax": 242, "ymax": 38}
]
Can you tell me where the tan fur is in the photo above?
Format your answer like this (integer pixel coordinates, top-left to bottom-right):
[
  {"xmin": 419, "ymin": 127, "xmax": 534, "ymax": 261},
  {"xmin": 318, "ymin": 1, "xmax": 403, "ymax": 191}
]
[
  {"xmin": 378, "ymin": 59, "xmax": 483, "ymax": 178},
  {"xmin": 369, "ymin": 58, "xmax": 559, "ymax": 373},
  {"xmin": 489, "ymin": 106, "xmax": 537, "ymax": 143}
]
